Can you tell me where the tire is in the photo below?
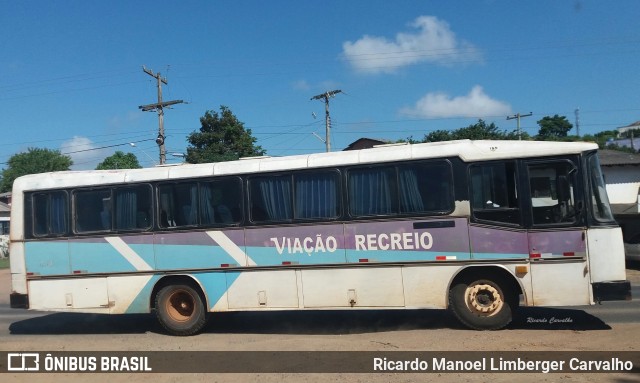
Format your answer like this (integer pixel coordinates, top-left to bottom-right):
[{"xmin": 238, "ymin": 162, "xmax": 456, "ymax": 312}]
[
  {"xmin": 155, "ymin": 284, "xmax": 208, "ymax": 336},
  {"xmin": 449, "ymin": 276, "xmax": 515, "ymax": 330}
]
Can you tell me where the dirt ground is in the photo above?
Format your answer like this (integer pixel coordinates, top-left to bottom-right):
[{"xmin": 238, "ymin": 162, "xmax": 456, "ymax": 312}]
[{"xmin": 0, "ymin": 267, "xmax": 639, "ymax": 383}]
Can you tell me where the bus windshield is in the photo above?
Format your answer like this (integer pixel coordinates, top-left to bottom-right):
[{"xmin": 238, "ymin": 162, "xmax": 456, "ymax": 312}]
[{"xmin": 588, "ymin": 153, "xmax": 614, "ymax": 222}]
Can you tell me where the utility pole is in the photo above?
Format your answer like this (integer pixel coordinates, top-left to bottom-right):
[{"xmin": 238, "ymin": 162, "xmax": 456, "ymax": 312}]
[
  {"xmin": 506, "ymin": 112, "xmax": 533, "ymax": 140},
  {"xmin": 574, "ymin": 108, "xmax": 580, "ymax": 137},
  {"xmin": 311, "ymin": 89, "xmax": 342, "ymax": 152},
  {"xmin": 139, "ymin": 66, "xmax": 184, "ymax": 165}
]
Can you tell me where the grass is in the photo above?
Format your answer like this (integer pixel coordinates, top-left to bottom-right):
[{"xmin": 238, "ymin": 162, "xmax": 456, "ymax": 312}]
[{"xmin": 0, "ymin": 257, "xmax": 9, "ymax": 269}]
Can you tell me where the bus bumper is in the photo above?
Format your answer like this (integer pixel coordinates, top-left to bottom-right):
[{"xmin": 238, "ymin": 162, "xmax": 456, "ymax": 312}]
[
  {"xmin": 10, "ymin": 293, "xmax": 29, "ymax": 309},
  {"xmin": 592, "ymin": 281, "xmax": 631, "ymax": 302}
]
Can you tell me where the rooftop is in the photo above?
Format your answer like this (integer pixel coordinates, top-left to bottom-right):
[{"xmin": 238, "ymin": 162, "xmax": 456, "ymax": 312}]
[{"xmin": 598, "ymin": 149, "xmax": 640, "ymax": 166}]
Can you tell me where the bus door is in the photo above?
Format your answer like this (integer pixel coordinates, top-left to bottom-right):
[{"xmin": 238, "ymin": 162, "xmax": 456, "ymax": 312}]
[{"xmin": 524, "ymin": 159, "xmax": 591, "ymax": 306}]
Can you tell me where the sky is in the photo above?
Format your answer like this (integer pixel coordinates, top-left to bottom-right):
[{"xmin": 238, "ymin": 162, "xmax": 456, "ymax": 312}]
[{"xmin": 1, "ymin": 0, "xmax": 640, "ymax": 169}]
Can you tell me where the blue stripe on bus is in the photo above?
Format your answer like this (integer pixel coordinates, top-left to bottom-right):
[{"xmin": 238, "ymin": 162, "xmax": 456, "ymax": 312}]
[
  {"xmin": 471, "ymin": 252, "xmax": 527, "ymax": 259},
  {"xmin": 25, "ymin": 242, "xmax": 71, "ymax": 275},
  {"xmin": 123, "ymin": 272, "xmax": 242, "ymax": 313},
  {"xmin": 245, "ymin": 246, "xmax": 348, "ymax": 266},
  {"xmin": 195, "ymin": 272, "xmax": 241, "ymax": 311},
  {"xmin": 128, "ymin": 243, "xmax": 156, "ymax": 269},
  {"xmin": 69, "ymin": 242, "xmax": 139, "ymax": 273},
  {"xmin": 24, "ymin": 242, "xmax": 531, "ymax": 278},
  {"xmin": 345, "ymin": 250, "xmax": 472, "ymax": 263},
  {"xmin": 155, "ymin": 244, "xmax": 239, "ymax": 270},
  {"xmin": 124, "ymin": 275, "xmax": 162, "ymax": 314}
]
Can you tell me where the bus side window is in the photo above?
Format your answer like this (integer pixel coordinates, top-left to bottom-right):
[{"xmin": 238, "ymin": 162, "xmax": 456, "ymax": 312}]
[
  {"xmin": 398, "ymin": 161, "xmax": 453, "ymax": 214},
  {"xmin": 31, "ymin": 191, "xmax": 68, "ymax": 237},
  {"xmin": 75, "ymin": 189, "xmax": 111, "ymax": 233},
  {"xmin": 470, "ymin": 162, "xmax": 521, "ymax": 225},
  {"xmin": 158, "ymin": 183, "xmax": 198, "ymax": 228},
  {"xmin": 528, "ymin": 161, "xmax": 577, "ymax": 225},
  {"xmin": 200, "ymin": 178, "xmax": 243, "ymax": 225},
  {"xmin": 348, "ymin": 166, "xmax": 396, "ymax": 217},
  {"xmin": 113, "ymin": 185, "xmax": 152, "ymax": 231},
  {"xmin": 294, "ymin": 171, "xmax": 339, "ymax": 220},
  {"xmin": 250, "ymin": 176, "xmax": 293, "ymax": 222}
]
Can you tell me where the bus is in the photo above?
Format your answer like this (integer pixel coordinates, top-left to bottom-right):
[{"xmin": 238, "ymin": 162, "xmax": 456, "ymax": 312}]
[{"xmin": 9, "ymin": 140, "xmax": 631, "ymax": 335}]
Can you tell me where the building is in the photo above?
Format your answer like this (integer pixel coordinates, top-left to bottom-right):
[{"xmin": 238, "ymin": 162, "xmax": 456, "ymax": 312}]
[
  {"xmin": 597, "ymin": 150, "xmax": 640, "ymax": 260},
  {"xmin": 611, "ymin": 121, "xmax": 640, "ymax": 151},
  {"xmin": 343, "ymin": 138, "xmax": 391, "ymax": 151},
  {"xmin": 0, "ymin": 192, "xmax": 10, "ymax": 257},
  {"xmin": 599, "ymin": 150, "xmax": 640, "ymax": 214},
  {"xmin": 617, "ymin": 120, "xmax": 640, "ymax": 136}
]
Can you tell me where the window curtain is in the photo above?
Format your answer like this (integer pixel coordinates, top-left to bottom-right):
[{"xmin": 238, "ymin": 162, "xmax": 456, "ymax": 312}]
[
  {"xmin": 185, "ymin": 185, "xmax": 199, "ymax": 225},
  {"xmin": 399, "ymin": 168, "xmax": 424, "ymax": 213},
  {"xmin": 200, "ymin": 185, "xmax": 215, "ymax": 224},
  {"xmin": 50, "ymin": 193, "xmax": 67, "ymax": 234},
  {"xmin": 349, "ymin": 169, "xmax": 392, "ymax": 216},
  {"xmin": 295, "ymin": 173, "xmax": 336, "ymax": 219},
  {"xmin": 259, "ymin": 178, "xmax": 292, "ymax": 221},
  {"xmin": 116, "ymin": 190, "xmax": 137, "ymax": 230}
]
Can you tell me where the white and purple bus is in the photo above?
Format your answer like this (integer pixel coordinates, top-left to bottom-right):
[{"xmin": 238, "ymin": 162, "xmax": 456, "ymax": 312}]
[{"xmin": 9, "ymin": 140, "xmax": 631, "ymax": 335}]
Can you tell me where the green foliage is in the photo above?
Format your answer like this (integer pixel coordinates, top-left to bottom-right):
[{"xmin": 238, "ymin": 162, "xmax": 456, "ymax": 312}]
[
  {"xmin": 96, "ymin": 151, "xmax": 142, "ymax": 170},
  {"xmin": 423, "ymin": 119, "xmax": 523, "ymax": 142},
  {"xmin": 581, "ymin": 130, "xmax": 619, "ymax": 149},
  {"xmin": 0, "ymin": 148, "xmax": 72, "ymax": 192},
  {"xmin": 186, "ymin": 106, "xmax": 265, "ymax": 164},
  {"xmin": 396, "ymin": 136, "xmax": 421, "ymax": 144},
  {"xmin": 536, "ymin": 115, "xmax": 573, "ymax": 139}
]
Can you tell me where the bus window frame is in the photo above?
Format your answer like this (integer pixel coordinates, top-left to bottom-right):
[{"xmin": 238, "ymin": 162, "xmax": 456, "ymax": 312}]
[
  {"xmin": 72, "ymin": 183, "xmax": 154, "ymax": 235},
  {"xmin": 248, "ymin": 169, "xmax": 343, "ymax": 225},
  {"xmin": 522, "ymin": 157, "xmax": 584, "ymax": 229},
  {"xmin": 346, "ymin": 159, "xmax": 455, "ymax": 220},
  {"xmin": 468, "ymin": 160, "xmax": 524, "ymax": 228},
  {"xmin": 156, "ymin": 180, "xmax": 202, "ymax": 230},
  {"xmin": 197, "ymin": 176, "xmax": 244, "ymax": 228},
  {"xmin": 30, "ymin": 190, "xmax": 70, "ymax": 238},
  {"xmin": 585, "ymin": 152, "xmax": 617, "ymax": 226}
]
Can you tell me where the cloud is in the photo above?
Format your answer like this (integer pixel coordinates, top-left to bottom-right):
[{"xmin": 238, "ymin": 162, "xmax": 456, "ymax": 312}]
[
  {"xmin": 61, "ymin": 136, "xmax": 114, "ymax": 171},
  {"xmin": 342, "ymin": 15, "xmax": 481, "ymax": 74},
  {"xmin": 400, "ymin": 86, "xmax": 512, "ymax": 118},
  {"xmin": 292, "ymin": 80, "xmax": 311, "ymax": 91}
]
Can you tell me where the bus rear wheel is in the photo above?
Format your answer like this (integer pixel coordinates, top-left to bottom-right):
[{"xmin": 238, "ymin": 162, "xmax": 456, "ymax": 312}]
[
  {"xmin": 155, "ymin": 284, "xmax": 208, "ymax": 336},
  {"xmin": 449, "ymin": 277, "xmax": 514, "ymax": 330}
]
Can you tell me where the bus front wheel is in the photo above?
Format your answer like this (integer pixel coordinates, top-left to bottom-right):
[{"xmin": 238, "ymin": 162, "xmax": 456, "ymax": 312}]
[
  {"xmin": 155, "ymin": 284, "xmax": 208, "ymax": 336},
  {"xmin": 449, "ymin": 277, "xmax": 514, "ymax": 330}
]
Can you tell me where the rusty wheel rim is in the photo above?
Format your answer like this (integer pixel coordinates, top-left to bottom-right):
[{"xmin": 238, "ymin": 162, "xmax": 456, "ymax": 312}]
[
  {"xmin": 464, "ymin": 280, "xmax": 504, "ymax": 317},
  {"xmin": 165, "ymin": 289, "xmax": 195, "ymax": 323}
]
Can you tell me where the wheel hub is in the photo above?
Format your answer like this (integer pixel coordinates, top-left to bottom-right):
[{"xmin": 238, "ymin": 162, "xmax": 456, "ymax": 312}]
[
  {"xmin": 466, "ymin": 282, "xmax": 504, "ymax": 316},
  {"xmin": 166, "ymin": 291, "xmax": 195, "ymax": 322}
]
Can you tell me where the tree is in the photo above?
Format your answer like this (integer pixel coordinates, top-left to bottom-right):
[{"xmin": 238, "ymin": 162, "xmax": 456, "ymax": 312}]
[
  {"xmin": 96, "ymin": 151, "xmax": 142, "ymax": 170},
  {"xmin": 186, "ymin": 106, "xmax": 265, "ymax": 164},
  {"xmin": 423, "ymin": 119, "xmax": 523, "ymax": 142},
  {"xmin": 0, "ymin": 148, "xmax": 72, "ymax": 192},
  {"xmin": 536, "ymin": 115, "xmax": 573, "ymax": 139}
]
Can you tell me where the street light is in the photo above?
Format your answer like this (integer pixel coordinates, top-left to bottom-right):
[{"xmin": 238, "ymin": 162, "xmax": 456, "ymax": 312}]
[
  {"xmin": 171, "ymin": 153, "xmax": 186, "ymax": 163},
  {"xmin": 129, "ymin": 143, "xmax": 158, "ymax": 166}
]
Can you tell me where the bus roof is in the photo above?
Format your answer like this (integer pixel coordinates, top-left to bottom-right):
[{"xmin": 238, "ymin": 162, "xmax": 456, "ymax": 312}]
[{"xmin": 12, "ymin": 139, "xmax": 598, "ymax": 193}]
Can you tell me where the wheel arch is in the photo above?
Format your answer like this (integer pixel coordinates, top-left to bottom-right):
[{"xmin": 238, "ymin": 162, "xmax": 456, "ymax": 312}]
[
  {"xmin": 149, "ymin": 274, "xmax": 210, "ymax": 311},
  {"xmin": 445, "ymin": 264, "xmax": 525, "ymax": 309}
]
